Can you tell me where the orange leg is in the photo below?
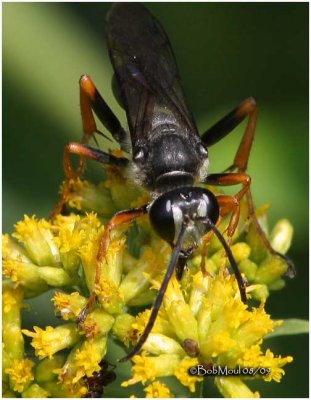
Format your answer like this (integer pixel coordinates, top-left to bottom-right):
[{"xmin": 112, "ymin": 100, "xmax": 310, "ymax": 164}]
[
  {"xmin": 77, "ymin": 205, "xmax": 148, "ymax": 324},
  {"xmin": 206, "ymin": 172, "xmax": 251, "ymax": 237},
  {"xmin": 50, "ymin": 143, "xmax": 129, "ymax": 219},
  {"xmin": 200, "ymin": 173, "xmax": 250, "ymax": 273},
  {"xmin": 51, "ymin": 75, "xmax": 128, "ymax": 220},
  {"xmin": 202, "ymin": 97, "xmax": 294, "ymax": 275},
  {"xmin": 51, "ymin": 75, "xmax": 127, "ymax": 219},
  {"xmin": 201, "ymin": 97, "xmax": 258, "ymax": 173},
  {"xmin": 79, "ymin": 74, "xmax": 127, "ymax": 148}
]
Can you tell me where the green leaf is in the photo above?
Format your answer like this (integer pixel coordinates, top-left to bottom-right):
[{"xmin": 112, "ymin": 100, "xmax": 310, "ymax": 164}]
[{"xmin": 266, "ymin": 319, "xmax": 309, "ymax": 339}]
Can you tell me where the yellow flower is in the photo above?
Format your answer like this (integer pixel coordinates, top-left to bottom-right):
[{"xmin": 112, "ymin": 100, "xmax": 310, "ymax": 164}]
[
  {"xmin": 5, "ymin": 358, "xmax": 34, "ymax": 393},
  {"xmin": 3, "ymin": 286, "xmax": 19, "ymax": 314},
  {"xmin": 238, "ymin": 346, "xmax": 293, "ymax": 383},
  {"xmin": 2, "ymin": 181, "xmax": 296, "ymax": 398},
  {"xmin": 13, "ymin": 215, "xmax": 59, "ymax": 266},
  {"xmin": 174, "ymin": 357, "xmax": 203, "ymax": 392},
  {"xmin": 123, "ymin": 269, "xmax": 293, "ymax": 396},
  {"xmin": 66, "ymin": 178, "xmax": 116, "ymax": 217},
  {"xmin": 52, "ymin": 291, "xmax": 87, "ymax": 320},
  {"xmin": 2, "ymin": 259, "xmax": 48, "ymax": 293},
  {"xmin": 2, "ymin": 233, "xmax": 31, "ymax": 263},
  {"xmin": 22, "ymin": 324, "xmax": 81, "ymax": 359},
  {"xmin": 2, "ymin": 284, "xmax": 24, "ymax": 361},
  {"xmin": 122, "ymin": 353, "xmax": 181, "ymax": 386},
  {"xmin": 55, "ymin": 214, "xmax": 87, "ymax": 253},
  {"xmin": 81, "ymin": 309, "xmax": 114, "ymax": 338},
  {"xmin": 73, "ymin": 337, "xmax": 107, "ymax": 383},
  {"xmin": 144, "ymin": 380, "xmax": 173, "ymax": 398},
  {"xmin": 95, "ymin": 277, "xmax": 124, "ymax": 315},
  {"xmin": 119, "ymin": 242, "xmax": 171, "ymax": 304},
  {"xmin": 53, "ymin": 336, "xmax": 107, "ymax": 396}
]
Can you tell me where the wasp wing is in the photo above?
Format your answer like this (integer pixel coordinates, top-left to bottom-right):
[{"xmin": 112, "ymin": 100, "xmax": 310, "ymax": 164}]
[{"xmin": 105, "ymin": 3, "xmax": 198, "ymax": 144}]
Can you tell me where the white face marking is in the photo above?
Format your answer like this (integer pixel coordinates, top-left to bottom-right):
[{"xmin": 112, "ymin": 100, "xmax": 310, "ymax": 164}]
[
  {"xmin": 172, "ymin": 204, "xmax": 183, "ymax": 242},
  {"xmin": 166, "ymin": 199, "xmax": 171, "ymax": 213},
  {"xmin": 202, "ymin": 194, "xmax": 209, "ymax": 203},
  {"xmin": 197, "ymin": 199, "xmax": 208, "ymax": 218}
]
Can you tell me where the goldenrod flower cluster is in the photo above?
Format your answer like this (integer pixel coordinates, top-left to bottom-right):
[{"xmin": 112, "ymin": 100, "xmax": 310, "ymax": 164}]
[{"xmin": 2, "ymin": 171, "xmax": 294, "ymax": 398}]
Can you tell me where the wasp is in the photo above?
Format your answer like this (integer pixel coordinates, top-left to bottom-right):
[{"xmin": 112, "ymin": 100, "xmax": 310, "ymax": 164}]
[{"xmin": 52, "ymin": 3, "xmax": 294, "ymax": 362}]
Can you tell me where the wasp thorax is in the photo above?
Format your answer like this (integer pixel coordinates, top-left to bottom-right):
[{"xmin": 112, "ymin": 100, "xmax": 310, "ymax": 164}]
[{"xmin": 149, "ymin": 187, "xmax": 219, "ymax": 246}]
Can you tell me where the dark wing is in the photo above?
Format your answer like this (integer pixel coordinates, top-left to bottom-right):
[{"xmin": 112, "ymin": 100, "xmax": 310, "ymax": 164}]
[{"xmin": 105, "ymin": 3, "xmax": 198, "ymax": 143}]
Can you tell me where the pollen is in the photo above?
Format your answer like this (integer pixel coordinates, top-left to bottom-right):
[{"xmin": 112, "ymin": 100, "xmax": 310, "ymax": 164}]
[
  {"xmin": 2, "ymin": 289, "xmax": 18, "ymax": 313},
  {"xmin": 52, "ymin": 291, "xmax": 87, "ymax": 320},
  {"xmin": 12, "ymin": 215, "xmax": 59, "ymax": 266},
  {"xmin": 130, "ymin": 308, "xmax": 172, "ymax": 341},
  {"xmin": 131, "ymin": 309, "xmax": 152, "ymax": 340},
  {"xmin": 144, "ymin": 380, "xmax": 173, "ymax": 398},
  {"xmin": 238, "ymin": 347, "xmax": 293, "ymax": 383},
  {"xmin": 122, "ymin": 353, "xmax": 181, "ymax": 387},
  {"xmin": 13, "ymin": 215, "xmax": 52, "ymax": 242},
  {"xmin": 174, "ymin": 357, "xmax": 203, "ymax": 392},
  {"xmin": 57, "ymin": 222, "xmax": 86, "ymax": 253},
  {"xmin": 5, "ymin": 358, "xmax": 34, "ymax": 393},
  {"xmin": 22, "ymin": 324, "xmax": 81, "ymax": 359},
  {"xmin": 73, "ymin": 339, "xmax": 104, "ymax": 383},
  {"xmin": 207, "ymin": 331, "xmax": 236, "ymax": 358},
  {"xmin": 3, "ymin": 259, "xmax": 20, "ymax": 283},
  {"xmin": 95, "ymin": 277, "xmax": 124, "ymax": 314}
]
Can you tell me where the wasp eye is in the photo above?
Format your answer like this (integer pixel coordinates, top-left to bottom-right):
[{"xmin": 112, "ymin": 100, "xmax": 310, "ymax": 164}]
[
  {"xmin": 149, "ymin": 187, "xmax": 219, "ymax": 245},
  {"xmin": 149, "ymin": 196, "xmax": 175, "ymax": 243}
]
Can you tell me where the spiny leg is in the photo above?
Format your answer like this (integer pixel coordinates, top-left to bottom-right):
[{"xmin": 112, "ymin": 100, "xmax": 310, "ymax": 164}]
[
  {"xmin": 77, "ymin": 206, "xmax": 148, "ymax": 324},
  {"xmin": 206, "ymin": 172, "xmax": 251, "ymax": 233},
  {"xmin": 51, "ymin": 143, "xmax": 129, "ymax": 219},
  {"xmin": 200, "ymin": 174, "xmax": 249, "ymax": 275},
  {"xmin": 202, "ymin": 97, "xmax": 294, "ymax": 274},
  {"xmin": 74, "ymin": 74, "xmax": 128, "ymax": 178},
  {"xmin": 201, "ymin": 177, "xmax": 249, "ymax": 283},
  {"xmin": 51, "ymin": 75, "xmax": 128, "ymax": 219},
  {"xmin": 201, "ymin": 97, "xmax": 257, "ymax": 172}
]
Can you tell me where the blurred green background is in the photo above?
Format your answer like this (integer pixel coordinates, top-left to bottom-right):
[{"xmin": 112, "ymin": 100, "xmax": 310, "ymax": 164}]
[{"xmin": 3, "ymin": 3, "xmax": 308, "ymax": 397}]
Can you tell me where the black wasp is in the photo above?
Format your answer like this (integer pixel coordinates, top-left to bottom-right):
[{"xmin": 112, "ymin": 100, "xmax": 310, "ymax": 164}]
[{"xmin": 53, "ymin": 3, "xmax": 294, "ymax": 362}]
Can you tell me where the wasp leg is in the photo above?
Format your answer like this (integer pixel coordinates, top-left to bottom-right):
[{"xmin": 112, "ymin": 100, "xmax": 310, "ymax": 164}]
[
  {"xmin": 206, "ymin": 172, "xmax": 251, "ymax": 239},
  {"xmin": 200, "ymin": 193, "xmax": 241, "ymax": 275},
  {"xmin": 77, "ymin": 205, "xmax": 148, "ymax": 325},
  {"xmin": 201, "ymin": 176, "xmax": 249, "ymax": 282},
  {"xmin": 79, "ymin": 74, "xmax": 128, "ymax": 150},
  {"xmin": 201, "ymin": 97, "xmax": 257, "ymax": 172},
  {"xmin": 51, "ymin": 75, "xmax": 129, "ymax": 219},
  {"xmin": 50, "ymin": 143, "xmax": 129, "ymax": 219},
  {"xmin": 205, "ymin": 173, "xmax": 295, "ymax": 277},
  {"xmin": 74, "ymin": 75, "xmax": 128, "ymax": 179},
  {"xmin": 202, "ymin": 99, "xmax": 294, "ymax": 275}
]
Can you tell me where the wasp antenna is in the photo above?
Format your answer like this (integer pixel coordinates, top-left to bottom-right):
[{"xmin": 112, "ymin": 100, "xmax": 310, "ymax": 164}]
[
  {"xmin": 118, "ymin": 222, "xmax": 188, "ymax": 362},
  {"xmin": 206, "ymin": 219, "xmax": 247, "ymax": 304}
]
